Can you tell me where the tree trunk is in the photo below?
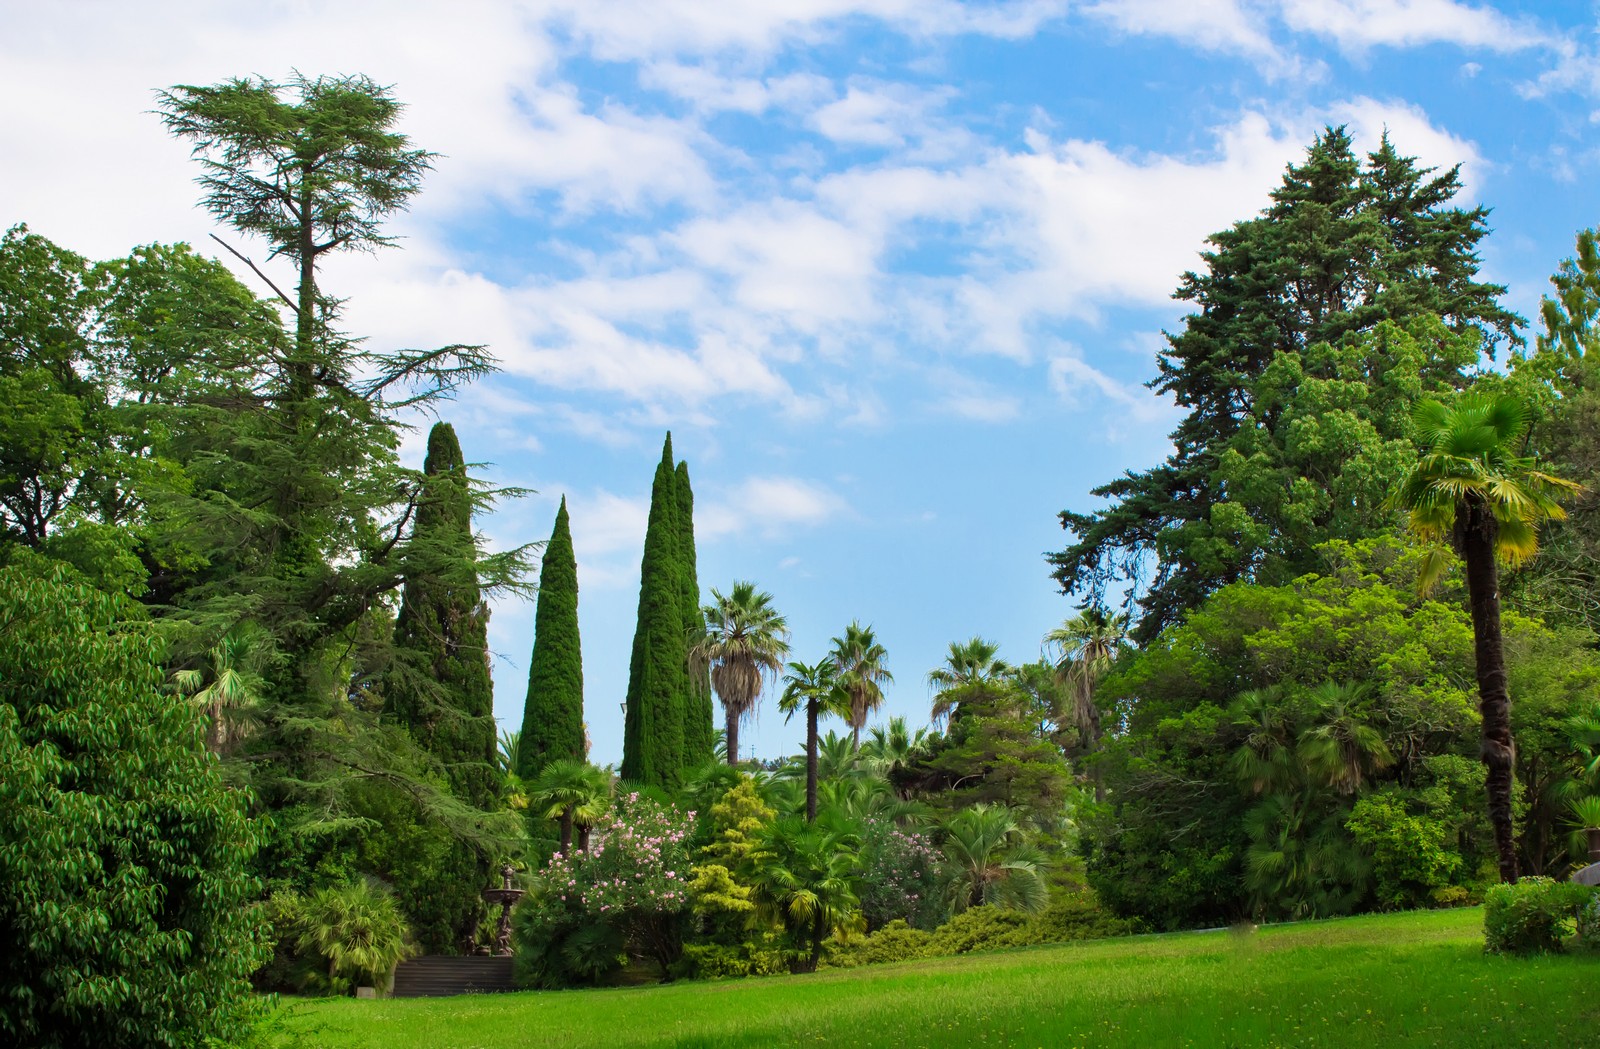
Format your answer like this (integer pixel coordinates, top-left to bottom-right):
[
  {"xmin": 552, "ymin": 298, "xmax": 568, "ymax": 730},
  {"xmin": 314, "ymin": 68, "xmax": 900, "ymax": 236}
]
[
  {"xmin": 806, "ymin": 698, "xmax": 819, "ymax": 822},
  {"xmin": 1461, "ymin": 496, "xmax": 1519, "ymax": 884},
  {"xmin": 851, "ymin": 721, "xmax": 861, "ymax": 753},
  {"xmin": 725, "ymin": 705, "xmax": 739, "ymax": 766},
  {"xmin": 577, "ymin": 823, "xmax": 591, "ymax": 853},
  {"xmin": 805, "ymin": 908, "xmax": 825, "ymax": 973},
  {"xmin": 558, "ymin": 808, "xmax": 573, "ymax": 855}
]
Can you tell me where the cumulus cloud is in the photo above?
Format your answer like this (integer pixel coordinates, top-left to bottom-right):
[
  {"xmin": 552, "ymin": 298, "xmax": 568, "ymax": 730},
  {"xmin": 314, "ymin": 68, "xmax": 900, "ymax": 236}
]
[
  {"xmin": 1279, "ymin": 0, "xmax": 1549, "ymax": 54},
  {"xmin": 698, "ymin": 476, "xmax": 849, "ymax": 539}
]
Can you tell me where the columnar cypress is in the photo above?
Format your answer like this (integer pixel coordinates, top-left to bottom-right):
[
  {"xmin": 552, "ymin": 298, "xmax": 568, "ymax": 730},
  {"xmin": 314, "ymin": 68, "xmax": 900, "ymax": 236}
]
[
  {"xmin": 675, "ymin": 460, "xmax": 714, "ymax": 764},
  {"xmin": 518, "ymin": 497, "xmax": 585, "ymax": 779},
  {"xmin": 620, "ymin": 434, "xmax": 688, "ymax": 787},
  {"xmin": 389, "ymin": 422, "xmax": 498, "ymax": 808}
]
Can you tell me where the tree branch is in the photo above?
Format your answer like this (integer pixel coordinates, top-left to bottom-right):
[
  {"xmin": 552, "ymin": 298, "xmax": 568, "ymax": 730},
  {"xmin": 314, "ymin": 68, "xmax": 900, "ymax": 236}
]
[{"xmin": 209, "ymin": 234, "xmax": 300, "ymax": 315}]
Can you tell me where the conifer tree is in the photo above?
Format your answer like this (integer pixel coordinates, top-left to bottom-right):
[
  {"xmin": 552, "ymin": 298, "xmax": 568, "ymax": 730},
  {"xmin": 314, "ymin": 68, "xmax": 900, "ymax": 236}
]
[
  {"xmin": 620, "ymin": 434, "xmax": 688, "ymax": 787},
  {"xmin": 519, "ymin": 497, "xmax": 585, "ymax": 779},
  {"xmin": 675, "ymin": 460, "xmax": 715, "ymax": 764},
  {"xmin": 1051, "ymin": 128, "xmax": 1521, "ymax": 641},
  {"xmin": 389, "ymin": 422, "xmax": 498, "ymax": 808}
]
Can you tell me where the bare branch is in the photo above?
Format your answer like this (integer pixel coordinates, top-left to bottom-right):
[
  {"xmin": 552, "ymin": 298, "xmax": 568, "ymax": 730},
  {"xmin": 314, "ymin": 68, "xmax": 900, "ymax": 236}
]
[{"xmin": 209, "ymin": 234, "xmax": 299, "ymax": 315}]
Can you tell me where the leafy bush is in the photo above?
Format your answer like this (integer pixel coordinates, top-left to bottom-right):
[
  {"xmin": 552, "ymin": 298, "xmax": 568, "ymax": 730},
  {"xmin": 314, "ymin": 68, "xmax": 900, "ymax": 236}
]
[
  {"xmin": 857, "ymin": 818, "xmax": 943, "ymax": 930},
  {"xmin": 825, "ymin": 921, "xmax": 935, "ymax": 968},
  {"xmin": 1345, "ymin": 793, "xmax": 1462, "ymax": 909},
  {"xmin": 1575, "ymin": 894, "xmax": 1600, "ymax": 950},
  {"xmin": 513, "ymin": 792, "xmax": 695, "ymax": 987},
  {"xmin": 0, "ymin": 562, "xmax": 269, "ymax": 1046},
  {"xmin": 1483, "ymin": 877, "xmax": 1596, "ymax": 955}
]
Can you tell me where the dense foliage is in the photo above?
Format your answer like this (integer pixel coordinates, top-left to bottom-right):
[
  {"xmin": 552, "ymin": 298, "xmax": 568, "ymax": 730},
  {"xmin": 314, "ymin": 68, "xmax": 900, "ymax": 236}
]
[{"xmin": 0, "ymin": 561, "xmax": 267, "ymax": 1046}]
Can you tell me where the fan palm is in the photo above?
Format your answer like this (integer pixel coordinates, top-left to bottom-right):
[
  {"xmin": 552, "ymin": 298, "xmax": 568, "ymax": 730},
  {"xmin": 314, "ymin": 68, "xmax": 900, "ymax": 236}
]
[
  {"xmin": 829, "ymin": 622, "xmax": 894, "ymax": 751},
  {"xmin": 170, "ymin": 625, "xmax": 267, "ymax": 755},
  {"xmin": 295, "ymin": 879, "xmax": 416, "ymax": 993},
  {"xmin": 691, "ymin": 582, "xmax": 790, "ymax": 766},
  {"xmin": 529, "ymin": 759, "xmax": 612, "ymax": 854},
  {"xmin": 745, "ymin": 814, "xmax": 863, "ymax": 973},
  {"xmin": 1296, "ymin": 682, "xmax": 1394, "ymax": 795},
  {"xmin": 939, "ymin": 804, "xmax": 1047, "ymax": 915},
  {"xmin": 1228, "ymin": 687, "xmax": 1296, "ymax": 796},
  {"xmin": 927, "ymin": 637, "xmax": 1010, "ymax": 727},
  {"xmin": 1043, "ymin": 606, "xmax": 1129, "ymax": 750},
  {"xmin": 778, "ymin": 659, "xmax": 851, "ymax": 821},
  {"xmin": 1391, "ymin": 391, "xmax": 1581, "ymax": 882},
  {"xmin": 861, "ymin": 716, "xmax": 934, "ymax": 778}
]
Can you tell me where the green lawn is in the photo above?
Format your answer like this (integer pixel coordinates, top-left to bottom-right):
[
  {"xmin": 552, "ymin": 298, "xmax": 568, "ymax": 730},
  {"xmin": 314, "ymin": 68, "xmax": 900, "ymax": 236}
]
[{"xmin": 274, "ymin": 908, "xmax": 1596, "ymax": 1048}]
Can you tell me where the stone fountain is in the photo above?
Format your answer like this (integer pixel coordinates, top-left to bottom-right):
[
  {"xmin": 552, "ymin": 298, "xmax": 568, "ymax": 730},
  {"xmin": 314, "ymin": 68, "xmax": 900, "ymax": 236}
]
[{"xmin": 482, "ymin": 864, "xmax": 525, "ymax": 956}]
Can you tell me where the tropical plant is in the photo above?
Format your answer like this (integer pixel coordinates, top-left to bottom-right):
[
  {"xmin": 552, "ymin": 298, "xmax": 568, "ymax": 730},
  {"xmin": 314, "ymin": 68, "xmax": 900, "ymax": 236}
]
[
  {"xmin": 829, "ymin": 622, "xmax": 894, "ymax": 750},
  {"xmin": 928, "ymin": 637, "xmax": 1010, "ymax": 727},
  {"xmin": 295, "ymin": 879, "xmax": 416, "ymax": 994},
  {"xmin": 1228, "ymin": 687, "xmax": 1295, "ymax": 796},
  {"xmin": 529, "ymin": 759, "xmax": 613, "ymax": 854},
  {"xmin": 861, "ymin": 716, "xmax": 935, "ymax": 778},
  {"xmin": 169, "ymin": 623, "xmax": 267, "ymax": 755},
  {"xmin": 939, "ymin": 804, "xmax": 1048, "ymax": 915},
  {"xmin": 1043, "ymin": 607, "xmax": 1129, "ymax": 752},
  {"xmin": 692, "ymin": 581, "xmax": 790, "ymax": 766},
  {"xmin": 744, "ymin": 814, "xmax": 864, "ymax": 973},
  {"xmin": 778, "ymin": 659, "xmax": 850, "ymax": 820},
  {"xmin": 1392, "ymin": 391, "xmax": 1581, "ymax": 881},
  {"xmin": 1296, "ymin": 682, "xmax": 1394, "ymax": 795}
]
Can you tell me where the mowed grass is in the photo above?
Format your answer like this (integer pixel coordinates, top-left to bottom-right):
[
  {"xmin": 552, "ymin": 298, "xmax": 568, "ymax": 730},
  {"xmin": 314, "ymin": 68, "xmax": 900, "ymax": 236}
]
[{"xmin": 275, "ymin": 908, "xmax": 1596, "ymax": 1049}]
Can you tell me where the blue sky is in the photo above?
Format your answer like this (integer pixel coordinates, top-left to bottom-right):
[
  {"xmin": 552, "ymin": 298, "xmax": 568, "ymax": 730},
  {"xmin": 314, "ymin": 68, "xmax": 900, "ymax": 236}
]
[{"xmin": 3, "ymin": 0, "xmax": 1596, "ymax": 764}]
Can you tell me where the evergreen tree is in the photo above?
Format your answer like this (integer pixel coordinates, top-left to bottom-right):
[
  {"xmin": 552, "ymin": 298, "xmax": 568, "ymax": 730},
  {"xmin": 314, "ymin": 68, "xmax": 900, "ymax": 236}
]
[
  {"xmin": 620, "ymin": 434, "xmax": 688, "ymax": 787},
  {"xmin": 1051, "ymin": 128, "xmax": 1521, "ymax": 641},
  {"xmin": 519, "ymin": 497, "xmax": 585, "ymax": 778},
  {"xmin": 676, "ymin": 460, "xmax": 715, "ymax": 764},
  {"xmin": 389, "ymin": 422, "xmax": 498, "ymax": 806}
]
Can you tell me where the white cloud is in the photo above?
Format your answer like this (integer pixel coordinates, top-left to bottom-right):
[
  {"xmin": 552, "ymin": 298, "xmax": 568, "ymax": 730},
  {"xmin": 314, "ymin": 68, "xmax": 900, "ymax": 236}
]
[
  {"xmin": 809, "ymin": 82, "xmax": 956, "ymax": 148},
  {"xmin": 698, "ymin": 476, "xmax": 848, "ymax": 539},
  {"xmin": 1085, "ymin": 0, "xmax": 1287, "ymax": 65},
  {"xmin": 1280, "ymin": 0, "xmax": 1549, "ymax": 54},
  {"xmin": 1047, "ymin": 350, "xmax": 1178, "ymax": 435}
]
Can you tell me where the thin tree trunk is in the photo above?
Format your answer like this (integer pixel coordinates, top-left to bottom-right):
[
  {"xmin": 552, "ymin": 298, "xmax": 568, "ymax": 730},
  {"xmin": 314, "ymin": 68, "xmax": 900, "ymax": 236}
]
[
  {"xmin": 577, "ymin": 823, "xmax": 591, "ymax": 852},
  {"xmin": 725, "ymin": 704, "xmax": 739, "ymax": 766},
  {"xmin": 558, "ymin": 808, "xmax": 573, "ymax": 855},
  {"xmin": 806, "ymin": 908, "xmax": 825, "ymax": 973},
  {"xmin": 850, "ymin": 721, "xmax": 861, "ymax": 753},
  {"xmin": 1461, "ymin": 496, "xmax": 1519, "ymax": 884},
  {"xmin": 806, "ymin": 699, "xmax": 819, "ymax": 822}
]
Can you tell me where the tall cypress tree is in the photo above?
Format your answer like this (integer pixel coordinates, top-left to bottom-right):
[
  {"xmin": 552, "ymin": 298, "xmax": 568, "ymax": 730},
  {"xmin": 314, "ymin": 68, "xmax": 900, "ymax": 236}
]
[
  {"xmin": 675, "ymin": 460, "xmax": 714, "ymax": 764},
  {"xmin": 389, "ymin": 421, "xmax": 498, "ymax": 806},
  {"xmin": 518, "ymin": 496, "xmax": 584, "ymax": 779},
  {"xmin": 620, "ymin": 434, "xmax": 688, "ymax": 787}
]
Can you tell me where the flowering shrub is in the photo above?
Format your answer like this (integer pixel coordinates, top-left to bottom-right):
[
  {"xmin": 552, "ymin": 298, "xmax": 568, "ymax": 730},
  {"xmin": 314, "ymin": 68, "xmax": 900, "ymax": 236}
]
[
  {"xmin": 857, "ymin": 817, "xmax": 944, "ymax": 930},
  {"xmin": 512, "ymin": 792, "xmax": 696, "ymax": 987}
]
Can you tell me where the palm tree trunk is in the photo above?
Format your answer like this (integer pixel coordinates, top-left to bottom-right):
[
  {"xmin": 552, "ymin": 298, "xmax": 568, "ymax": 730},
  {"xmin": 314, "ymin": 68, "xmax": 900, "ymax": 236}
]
[
  {"xmin": 725, "ymin": 705, "xmax": 740, "ymax": 766},
  {"xmin": 806, "ymin": 698, "xmax": 819, "ymax": 822},
  {"xmin": 806, "ymin": 908, "xmax": 825, "ymax": 973},
  {"xmin": 1461, "ymin": 497, "xmax": 1519, "ymax": 884},
  {"xmin": 850, "ymin": 721, "xmax": 861, "ymax": 753},
  {"xmin": 559, "ymin": 808, "xmax": 574, "ymax": 855},
  {"xmin": 577, "ymin": 823, "xmax": 591, "ymax": 852}
]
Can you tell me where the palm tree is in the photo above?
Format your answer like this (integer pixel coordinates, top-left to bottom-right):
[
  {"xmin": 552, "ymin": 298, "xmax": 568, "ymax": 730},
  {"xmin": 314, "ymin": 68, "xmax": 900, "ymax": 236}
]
[
  {"xmin": 691, "ymin": 582, "xmax": 790, "ymax": 766},
  {"xmin": 778, "ymin": 659, "xmax": 850, "ymax": 821},
  {"xmin": 295, "ymin": 879, "xmax": 417, "ymax": 993},
  {"xmin": 1043, "ymin": 606, "xmax": 1129, "ymax": 750},
  {"xmin": 861, "ymin": 716, "xmax": 934, "ymax": 785},
  {"xmin": 829, "ymin": 622, "xmax": 893, "ymax": 751},
  {"xmin": 170, "ymin": 625, "xmax": 266, "ymax": 754},
  {"xmin": 1296, "ymin": 682, "xmax": 1394, "ymax": 795},
  {"xmin": 745, "ymin": 814, "xmax": 863, "ymax": 973},
  {"xmin": 927, "ymin": 637, "xmax": 1009, "ymax": 727},
  {"xmin": 1392, "ymin": 392, "xmax": 1581, "ymax": 883},
  {"xmin": 938, "ymin": 804, "xmax": 1047, "ymax": 915},
  {"xmin": 529, "ymin": 759, "xmax": 612, "ymax": 854},
  {"xmin": 1228, "ymin": 687, "xmax": 1296, "ymax": 796}
]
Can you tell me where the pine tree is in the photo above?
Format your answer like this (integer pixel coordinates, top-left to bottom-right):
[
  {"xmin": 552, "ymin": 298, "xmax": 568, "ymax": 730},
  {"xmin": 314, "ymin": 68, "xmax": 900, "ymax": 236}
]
[
  {"xmin": 675, "ymin": 460, "xmax": 715, "ymax": 764},
  {"xmin": 388, "ymin": 422, "xmax": 498, "ymax": 807},
  {"xmin": 1051, "ymin": 128, "xmax": 1521, "ymax": 641},
  {"xmin": 518, "ymin": 497, "xmax": 585, "ymax": 779},
  {"xmin": 620, "ymin": 434, "xmax": 688, "ymax": 787}
]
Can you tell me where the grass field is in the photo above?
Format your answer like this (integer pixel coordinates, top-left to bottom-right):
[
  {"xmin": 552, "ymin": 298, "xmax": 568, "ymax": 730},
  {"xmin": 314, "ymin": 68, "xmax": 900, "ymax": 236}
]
[{"xmin": 274, "ymin": 908, "xmax": 1596, "ymax": 1048}]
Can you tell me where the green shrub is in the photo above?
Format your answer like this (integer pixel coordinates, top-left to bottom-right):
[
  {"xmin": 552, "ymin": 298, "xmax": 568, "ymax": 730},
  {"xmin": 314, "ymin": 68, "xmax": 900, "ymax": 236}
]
[
  {"xmin": 0, "ymin": 562, "xmax": 269, "ymax": 1046},
  {"xmin": 1483, "ymin": 877, "xmax": 1596, "ymax": 955},
  {"xmin": 678, "ymin": 942, "xmax": 787, "ymax": 979},
  {"xmin": 1574, "ymin": 894, "xmax": 1600, "ymax": 950},
  {"xmin": 825, "ymin": 921, "xmax": 935, "ymax": 968},
  {"xmin": 295, "ymin": 880, "xmax": 417, "ymax": 994}
]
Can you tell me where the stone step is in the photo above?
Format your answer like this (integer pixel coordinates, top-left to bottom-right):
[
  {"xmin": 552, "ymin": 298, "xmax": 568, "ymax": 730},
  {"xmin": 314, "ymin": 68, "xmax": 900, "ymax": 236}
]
[{"xmin": 390, "ymin": 955, "xmax": 516, "ymax": 998}]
